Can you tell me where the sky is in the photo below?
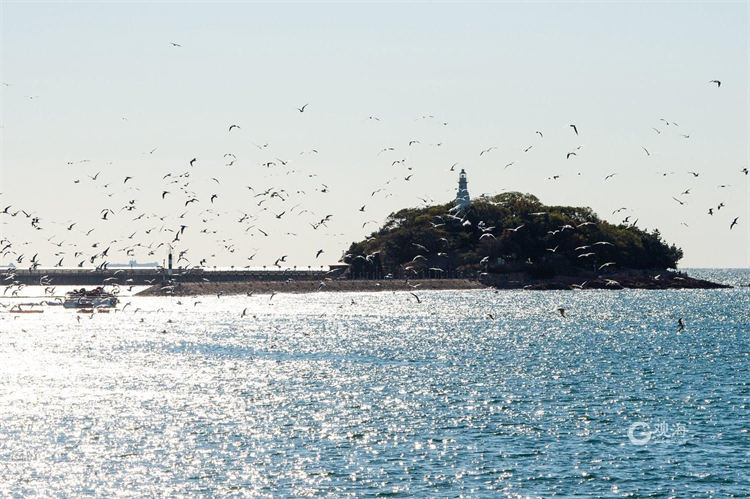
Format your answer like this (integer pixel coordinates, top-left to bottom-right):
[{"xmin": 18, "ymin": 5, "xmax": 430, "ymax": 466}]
[{"xmin": 0, "ymin": 1, "xmax": 747, "ymax": 269}]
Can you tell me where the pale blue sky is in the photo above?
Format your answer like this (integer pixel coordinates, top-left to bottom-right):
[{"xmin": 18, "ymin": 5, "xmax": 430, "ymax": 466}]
[{"xmin": 1, "ymin": 1, "xmax": 747, "ymax": 268}]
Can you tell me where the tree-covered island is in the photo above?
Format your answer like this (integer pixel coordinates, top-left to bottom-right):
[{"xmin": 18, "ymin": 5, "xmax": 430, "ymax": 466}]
[{"xmin": 343, "ymin": 192, "xmax": 727, "ymax": 289}]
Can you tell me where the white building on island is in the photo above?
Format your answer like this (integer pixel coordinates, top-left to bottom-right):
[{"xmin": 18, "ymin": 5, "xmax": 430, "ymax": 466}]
[{"xmin": 455, "ymin": 169, "xmax": 470, "ymax": 209}]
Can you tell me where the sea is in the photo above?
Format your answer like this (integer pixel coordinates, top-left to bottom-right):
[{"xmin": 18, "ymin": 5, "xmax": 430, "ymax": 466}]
[{"xmin": 0, "ymin": 269, "xmax": 747, "ymax": 496}]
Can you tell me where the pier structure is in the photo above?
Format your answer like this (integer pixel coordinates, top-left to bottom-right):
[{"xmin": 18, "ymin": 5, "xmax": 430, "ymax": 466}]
[{"xmin": 4, "ymin": 267, "xmax": 334, "ymax": 286}]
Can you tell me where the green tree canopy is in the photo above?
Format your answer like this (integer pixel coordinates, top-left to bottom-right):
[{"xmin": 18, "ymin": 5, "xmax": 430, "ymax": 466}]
[{"xmin": 344, "ymin": 192, "xmax": 682, "ymax": 278}]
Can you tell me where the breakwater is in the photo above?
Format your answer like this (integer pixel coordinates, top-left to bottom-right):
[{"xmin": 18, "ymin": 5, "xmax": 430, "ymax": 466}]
[{"xmin": 2, "ymin": 268, "xmax": 334, "ymax": 286}]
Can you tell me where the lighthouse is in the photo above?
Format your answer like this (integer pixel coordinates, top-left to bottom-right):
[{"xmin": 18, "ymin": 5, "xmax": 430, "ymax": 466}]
[{"xmin": 455, "ymin": 169, "xmax": 470, "ymax": 209}]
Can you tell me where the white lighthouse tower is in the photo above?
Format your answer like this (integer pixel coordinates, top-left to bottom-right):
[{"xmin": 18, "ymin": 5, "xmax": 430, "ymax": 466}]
[{"xmin": 455, "ymin": 169, "xmax": 470, "ymax": 209}]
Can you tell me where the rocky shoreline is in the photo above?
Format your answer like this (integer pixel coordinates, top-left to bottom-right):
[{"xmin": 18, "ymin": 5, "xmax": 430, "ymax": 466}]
[
  {"xmin": 134, "ymin": 270, "xmax": 729, "ymax": 297},
  {"xmin": 135, "ymin": 278, "xmax": 487, "ymax": 297},
  {"xmin": 480, "ymin": 269, "xmax": 730, "ymax": 290}
]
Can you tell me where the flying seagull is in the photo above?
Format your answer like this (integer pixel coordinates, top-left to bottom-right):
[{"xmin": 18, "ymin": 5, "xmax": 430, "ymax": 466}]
[
  {"xmin": 170, "ymin": 42, "xmax": 182, "ymax": 47},
  {"xmin": 569, "ymin": 124, "xmax": 578, "ymax": 135},
  {"xmin": 228, "ymin": 124, "xmax": 240, "ymax": 132},
  {"xmin": 730, "ymin": 217, "xmax": 739, "ymax": 230},
  {"xmin": 709, "ymin": 80, "xmax": 721, "ymax": 87},
  {"xmin": 297, "ymin": 103, "xmax": 309, "ymax": 113}
]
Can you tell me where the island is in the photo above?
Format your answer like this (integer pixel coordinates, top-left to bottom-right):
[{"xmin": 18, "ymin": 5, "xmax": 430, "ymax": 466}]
[{"xmin": 342, "ymin": 192, "xmax": 727, "ymax": 290}]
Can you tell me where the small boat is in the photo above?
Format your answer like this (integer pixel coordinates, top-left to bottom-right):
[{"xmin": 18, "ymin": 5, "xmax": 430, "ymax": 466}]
[{"xmin": 64, "ymin": 287, "xmax": 118, "ymax": 309}]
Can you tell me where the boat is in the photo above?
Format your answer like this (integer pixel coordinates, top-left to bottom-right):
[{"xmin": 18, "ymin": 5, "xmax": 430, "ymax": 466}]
[{"xmin": 63, "ymin": 287, "xmax": 118, "ymax": 309}]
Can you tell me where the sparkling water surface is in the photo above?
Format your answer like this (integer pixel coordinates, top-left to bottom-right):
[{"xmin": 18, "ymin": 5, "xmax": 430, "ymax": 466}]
[{"xmin": 1, "ymin": 270, "xmax": 748, "ymax": 496}]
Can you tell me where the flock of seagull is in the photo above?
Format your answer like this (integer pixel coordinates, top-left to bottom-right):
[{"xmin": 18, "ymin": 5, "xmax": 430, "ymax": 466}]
[{"xmin": 0, "ymin": 45, "xmax": 745, "ymax": 320}]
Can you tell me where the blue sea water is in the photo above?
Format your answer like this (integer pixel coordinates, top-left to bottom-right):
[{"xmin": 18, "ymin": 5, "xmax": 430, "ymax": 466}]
[{"xmin": 0, "ymin": 270, "xmax": 748, "ymax": 496}]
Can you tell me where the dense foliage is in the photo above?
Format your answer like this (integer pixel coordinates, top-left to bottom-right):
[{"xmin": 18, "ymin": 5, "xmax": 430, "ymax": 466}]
[{"xmin": 343, "ymin": 192, "xmax": 683, "ymax": 278}]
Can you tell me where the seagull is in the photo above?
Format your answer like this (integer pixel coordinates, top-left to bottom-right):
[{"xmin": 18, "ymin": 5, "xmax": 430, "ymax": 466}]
[
  {"xmin": 677, "ymin": 318, "xmax": 685, "ymax": 332},
  {"xmin": 228, "ymin": 124, "xmax": 240, "ymax": 131},
  {"xmin": 709, "ymin": 80, "xmax": 721, "ymax": 87},
  {"xmin": 566, "ymin": 152, "xmax": 576, "ymax": 159},
  {"xmin": 479, "ymin": 146, "xmax": 497, "ymax": 156},
  {"xmin": 241, "ymin": 308, "xmax": 248, "ymax": 318},
  {"xmin": 535, "ymin": 131, "xmax": 543, "ymax": 138},
  {"xmin": 556, "ymin": 307, "xmax": 566, "ymax": 318},
  {"xmin": 297, "ymin": 103, "xmax": 309, "ymax": 113},
  {"xmin": 672, "ymin": 196, "xmax": 685, "ymax": 206},
  {"xmin": 741, "ymin": 168, "xmax": 748, "ymax": 175},
  {"xmin": 688, "ymin": 171, "xmax": 700, "ymax": 177},
  {"xmin": 316, "ymin": 249, "xmax": 324, "ymax": 258},
  {"xmin": 730, "ymin": 217, "xmax": 739, "ymax": 230},
  {"xmin": 409, "ymin": 292, "xmax": 421, "ymax": 303},
  {"xmin": 170, "ymin": 42, "xmax": 182, "ymax": 47},
  {"xmin": 604, "ymin": 173, "xmax": 617, "ymax": 180},
  {"xmin": 569, "ymin": 124, "xmax": 578, "ymax": 135},
  {"xmin": 642, "ymin": 147, "xmax": 650, "ymax": 156},
  {"xmin": 708, "ymin": 208, "xmax": 713, "ymax": 215},
  {"xmin": 189, "ymin": 158, "xmax": 196, "ymax": 167}
]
